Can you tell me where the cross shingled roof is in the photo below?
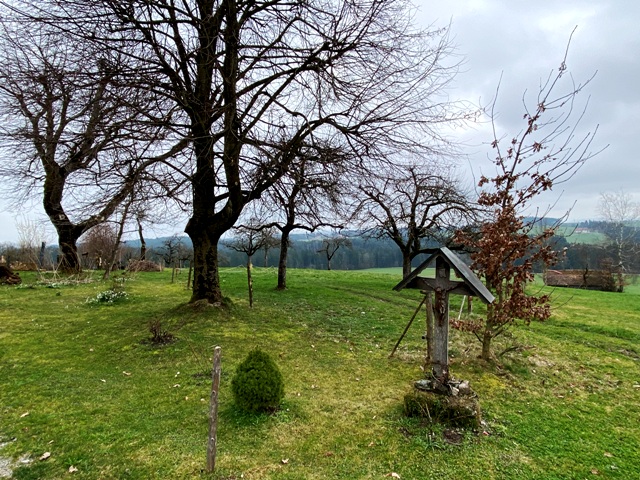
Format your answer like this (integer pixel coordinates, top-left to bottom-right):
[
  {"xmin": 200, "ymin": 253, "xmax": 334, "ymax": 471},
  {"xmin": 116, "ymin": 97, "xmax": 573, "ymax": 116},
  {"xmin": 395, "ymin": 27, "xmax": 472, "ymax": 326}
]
[{"xmin": 392, "ymin": 247, "xmax": 494, "ymax": 304}]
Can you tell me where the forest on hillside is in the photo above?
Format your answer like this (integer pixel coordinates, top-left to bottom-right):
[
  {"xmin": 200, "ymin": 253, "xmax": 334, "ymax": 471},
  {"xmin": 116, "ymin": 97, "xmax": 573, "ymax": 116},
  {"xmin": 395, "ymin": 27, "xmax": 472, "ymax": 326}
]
[{"xmin": 4, "ymin": 224, "xmax": 637, "ymax": 274}]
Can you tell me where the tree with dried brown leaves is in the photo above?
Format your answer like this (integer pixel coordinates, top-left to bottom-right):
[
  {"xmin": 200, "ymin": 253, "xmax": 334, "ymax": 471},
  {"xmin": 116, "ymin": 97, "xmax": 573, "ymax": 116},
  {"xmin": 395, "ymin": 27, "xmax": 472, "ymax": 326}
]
[{"xmin": 454, "ymin": 45, "xmax": 603, "ymax": 361}]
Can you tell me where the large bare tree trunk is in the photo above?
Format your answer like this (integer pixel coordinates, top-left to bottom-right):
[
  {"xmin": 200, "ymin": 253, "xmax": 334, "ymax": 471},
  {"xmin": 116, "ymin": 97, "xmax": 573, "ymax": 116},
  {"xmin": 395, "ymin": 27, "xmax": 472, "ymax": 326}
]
[
  {"xmin": 186, "ymin": 0, "xmax": 244, "ymax": 305},
  {"xmin": 137, "ymin": 217, "xmax": 147, "ymax": 260},
  {"xmin": 402, "ymin": 254, "xmax": 412, "ymax": 278},
  {"xmin": 187, "ymin": 228, "xmax": 225, "ymax": 304},
  {"xmin": 277, "ymin": 229, "xmax": 291, "ymax": 290},
  {"xmin": 56, "ymin": 226, "xmax": 82, "ymax": 274}
]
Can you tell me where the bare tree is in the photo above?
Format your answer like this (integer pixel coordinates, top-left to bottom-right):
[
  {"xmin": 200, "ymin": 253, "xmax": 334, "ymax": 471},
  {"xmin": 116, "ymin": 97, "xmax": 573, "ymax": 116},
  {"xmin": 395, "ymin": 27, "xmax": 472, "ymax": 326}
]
[
  {"xmin": 15, "ymin": 217, "xmax": 49, "ymax": 269},
  {"xmin": 160, "ymin": 235, "xmax": 190, "ymax": 269},
  {"xmin": 0, "ymin": 20, "xmax": 186, "ymax": 273},
  {"xmin": 259, "ymin": 142, "xmax": 347, "ymax": 289},
  {"xmin": 597, "ymin": 189, "xmax": 640, "ymax": 272},
  {"xmin": 355, "ymin": 161, "xmax": 476, "ymax": 278},
  {"xmin": 13, "ymin": 0, "xmax": 473, "ymax": 303},
  {"xmin": 80, "ymin": 223, "xmax": 119, "ymax": 270},
  {"xmin": 317, "ymin": 235, "xmax": 352, "ymax": 271},
  {"xmin": 256, "ymin": 227, "xmax": 280, "ymax": 268},
  {"xmin": 102, "ymin": 194, "xmax": 135, "ymax": 279},
  {"xmin": 225, "ymin": 222, "xmax": 271, "ymax": 307},
  {"xmin": 453, "ymin": 45, "xmax": 603, "ymax": 361}
]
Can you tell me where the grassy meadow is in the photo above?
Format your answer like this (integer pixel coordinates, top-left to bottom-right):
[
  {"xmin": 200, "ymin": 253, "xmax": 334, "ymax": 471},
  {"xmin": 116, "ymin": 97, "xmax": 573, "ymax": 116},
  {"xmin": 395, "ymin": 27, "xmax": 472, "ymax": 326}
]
[{"xmin": 1, "ymin": 267, "xmax": 639, "ymax": 479}]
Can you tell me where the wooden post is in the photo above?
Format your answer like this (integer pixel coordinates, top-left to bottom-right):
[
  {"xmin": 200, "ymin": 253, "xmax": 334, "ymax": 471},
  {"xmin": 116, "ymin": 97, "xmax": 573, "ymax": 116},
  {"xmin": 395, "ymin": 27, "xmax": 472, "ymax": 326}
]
[
  {"xmin": 431, "ymin": 257, "xmax": 450, "ymax": 384},
  {"xmin": 207, "ymin": 346, "xmax": 222, "ymax": 473},
  {"xmin": 425, "ymin": 292, "xmax": 434, "ymax": 364}
]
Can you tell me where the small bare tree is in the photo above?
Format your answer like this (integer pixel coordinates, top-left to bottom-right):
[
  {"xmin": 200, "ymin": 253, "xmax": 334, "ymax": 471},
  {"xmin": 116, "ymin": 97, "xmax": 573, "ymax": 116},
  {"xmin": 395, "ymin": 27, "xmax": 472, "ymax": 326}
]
[
  {"xmin": 80, "ymin": 224, "xmax": 119, "ymax": 271},
  {"xmin": 15, "ymin": 217, "xmax": 49, "ymax": 269},
  {"xmin": 225, "ymin": 222, "xmax": 271, "ymax": 307},
  {"xmin": 317, "ymin": 235, "xmax": 352, "ymax": 271},
  {"xmin": 597, "ymin": 190, "xmax": 640, "ymax": 274},
  {"xmin": 258, "ymin": 142, "xmax": 347, "ymax": 289}
]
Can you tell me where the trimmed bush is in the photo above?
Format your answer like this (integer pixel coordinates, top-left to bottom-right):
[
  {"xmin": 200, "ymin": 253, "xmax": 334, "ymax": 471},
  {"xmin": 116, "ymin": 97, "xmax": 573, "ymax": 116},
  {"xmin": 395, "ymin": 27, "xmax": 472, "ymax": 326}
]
[{"xmin": 231, "ymin": 349, "xmax": 284, "ymax": 413}]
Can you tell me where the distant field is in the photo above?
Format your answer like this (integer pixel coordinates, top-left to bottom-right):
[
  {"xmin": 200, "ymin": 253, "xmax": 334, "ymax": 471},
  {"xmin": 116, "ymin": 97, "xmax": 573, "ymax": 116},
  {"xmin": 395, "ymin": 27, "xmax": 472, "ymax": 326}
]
[
  {"xmin": 361, "ymin": 267, "xmax": 404, "ymax": 275},
  {"xmin": 1, "ymin": 268, "xmax": 639, "ymax": 479},
  {"xmin": 555, "ymin": 226, "xmax": 607, "ymax": 244}
]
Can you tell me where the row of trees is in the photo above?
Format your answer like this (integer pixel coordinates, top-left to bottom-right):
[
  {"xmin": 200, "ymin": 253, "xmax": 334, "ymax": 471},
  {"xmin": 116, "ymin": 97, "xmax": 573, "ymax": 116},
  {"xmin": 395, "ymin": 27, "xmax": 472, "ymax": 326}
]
[{"xmin": 0, "ymin": 0, "xmax": 477, "ymax": 304}]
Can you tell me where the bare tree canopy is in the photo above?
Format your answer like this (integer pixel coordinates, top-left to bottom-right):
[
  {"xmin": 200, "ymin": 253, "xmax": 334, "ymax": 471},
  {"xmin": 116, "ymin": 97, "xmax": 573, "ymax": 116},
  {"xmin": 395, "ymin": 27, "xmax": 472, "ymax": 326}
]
[
  {"xmin": 0, "ymin": 19, "xmax": 186, "ymax": 272},
  {"xmin": 317, "ymin": 234, "xmax": 352, "ymax": 271},
  {"xmin": 0, "ymin": 0, "xmax": 473, "ymax": 302},
  {"xmin": 597, "ymin": 189, "xmax": 640, "ymax": 271},
  {"xmin": 354, "ymin": 161, "xmax": 476, "ymax": 278},
  {"xmin": 256, "ymin": 141, "xmax": 347, "ymax": 289}
]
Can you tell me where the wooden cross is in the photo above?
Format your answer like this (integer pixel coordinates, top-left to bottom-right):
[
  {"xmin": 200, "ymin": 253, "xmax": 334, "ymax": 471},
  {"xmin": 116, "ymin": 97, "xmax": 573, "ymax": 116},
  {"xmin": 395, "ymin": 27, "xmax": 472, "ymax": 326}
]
[{"xmin": 393, "ymin": 247, "xmax": 494, "ymax": 386}]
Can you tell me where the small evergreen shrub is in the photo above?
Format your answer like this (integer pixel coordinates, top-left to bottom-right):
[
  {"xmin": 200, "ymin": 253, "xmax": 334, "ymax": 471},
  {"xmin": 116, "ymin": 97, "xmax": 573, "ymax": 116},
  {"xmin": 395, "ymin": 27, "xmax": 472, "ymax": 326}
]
[{"xmin": 231, "ymin": 349, "xmax": 284, "ymax": 413}]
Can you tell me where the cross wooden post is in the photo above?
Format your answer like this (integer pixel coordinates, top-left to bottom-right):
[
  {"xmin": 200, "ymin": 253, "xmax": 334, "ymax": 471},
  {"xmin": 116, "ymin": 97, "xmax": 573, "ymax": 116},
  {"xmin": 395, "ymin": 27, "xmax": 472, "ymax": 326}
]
[
  {"xmin": 393, "ymin": 247, "xmax": 494, "ymax": 391},
  {"xmin": 431, "ymin": 256, "xmax": 450, "ymax": 384}
]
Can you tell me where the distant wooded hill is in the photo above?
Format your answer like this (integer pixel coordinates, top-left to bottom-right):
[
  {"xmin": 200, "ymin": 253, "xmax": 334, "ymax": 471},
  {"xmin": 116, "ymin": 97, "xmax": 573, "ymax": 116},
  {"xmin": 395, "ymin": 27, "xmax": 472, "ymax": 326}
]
[{"xmin": 117, "ymin": 219, "xmax": 638, "ymax": 272}]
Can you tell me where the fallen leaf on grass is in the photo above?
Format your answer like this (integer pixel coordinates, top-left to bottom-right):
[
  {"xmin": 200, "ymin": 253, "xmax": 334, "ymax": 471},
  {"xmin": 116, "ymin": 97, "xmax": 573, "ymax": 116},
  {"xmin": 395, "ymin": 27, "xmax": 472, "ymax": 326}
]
[
  {"xmin": 68, "ymin": 466, "xmax": 78, "ymax": 473},
  {"xmin": 122, "ymin": 371, "xmax": 131, "ymax": 376},
  {"xmin": 323, "ymin": 451, "xmax": 334, "ymax": 457},
  {"xmin": 39, "ymin": 452, "xmax": 51, "ymax": 461},
  {"xmin": 604, "ymin": 452, "xmax": 614, "ymax": 457},
  {"xmin": 281, "ymin": 458, "xmax": 289, "ymax": 464},
  {"xmin": 20, "ymin": 412, "xmax": 29, "ymax": 418},
  {"xmin": 385, "ymin": 473, "xmax": 401, "ymax": 479},
  {"xmin": 591, "ymin": 468, "xmax": 600, "ymax": 475}
]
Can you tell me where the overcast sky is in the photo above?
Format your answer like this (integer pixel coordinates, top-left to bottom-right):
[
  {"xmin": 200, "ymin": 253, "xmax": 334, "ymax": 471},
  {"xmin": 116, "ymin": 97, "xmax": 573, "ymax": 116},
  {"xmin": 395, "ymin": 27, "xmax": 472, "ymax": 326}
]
[
  {"xmin": 417, "ymin": 0, "xmax": 638, "ymax": 221},
  {"xmin": 1, "ymin": 0, "xmax": 637, "ymax": 243}
]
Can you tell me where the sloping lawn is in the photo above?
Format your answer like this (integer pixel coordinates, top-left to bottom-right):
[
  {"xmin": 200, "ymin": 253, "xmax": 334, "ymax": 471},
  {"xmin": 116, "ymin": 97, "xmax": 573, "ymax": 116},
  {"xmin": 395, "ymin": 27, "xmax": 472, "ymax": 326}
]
[{"xmin": 0, "ymin": 268, "xmax": 638, "ymax": 479}]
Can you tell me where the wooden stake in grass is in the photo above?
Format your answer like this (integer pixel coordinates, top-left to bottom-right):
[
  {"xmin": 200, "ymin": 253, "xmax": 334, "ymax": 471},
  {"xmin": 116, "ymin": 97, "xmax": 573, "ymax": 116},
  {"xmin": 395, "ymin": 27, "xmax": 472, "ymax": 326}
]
[{"xmin": 207, "ymin": 346, "xmax": 222, "ymax": 473}]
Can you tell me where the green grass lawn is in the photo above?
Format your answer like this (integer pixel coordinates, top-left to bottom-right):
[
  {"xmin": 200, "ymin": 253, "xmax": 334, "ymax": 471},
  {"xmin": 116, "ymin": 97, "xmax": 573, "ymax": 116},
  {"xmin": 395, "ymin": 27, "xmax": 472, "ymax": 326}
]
[{"xmin": 1, "ymin": 268, "xmax": 639, "ymax": 479}]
